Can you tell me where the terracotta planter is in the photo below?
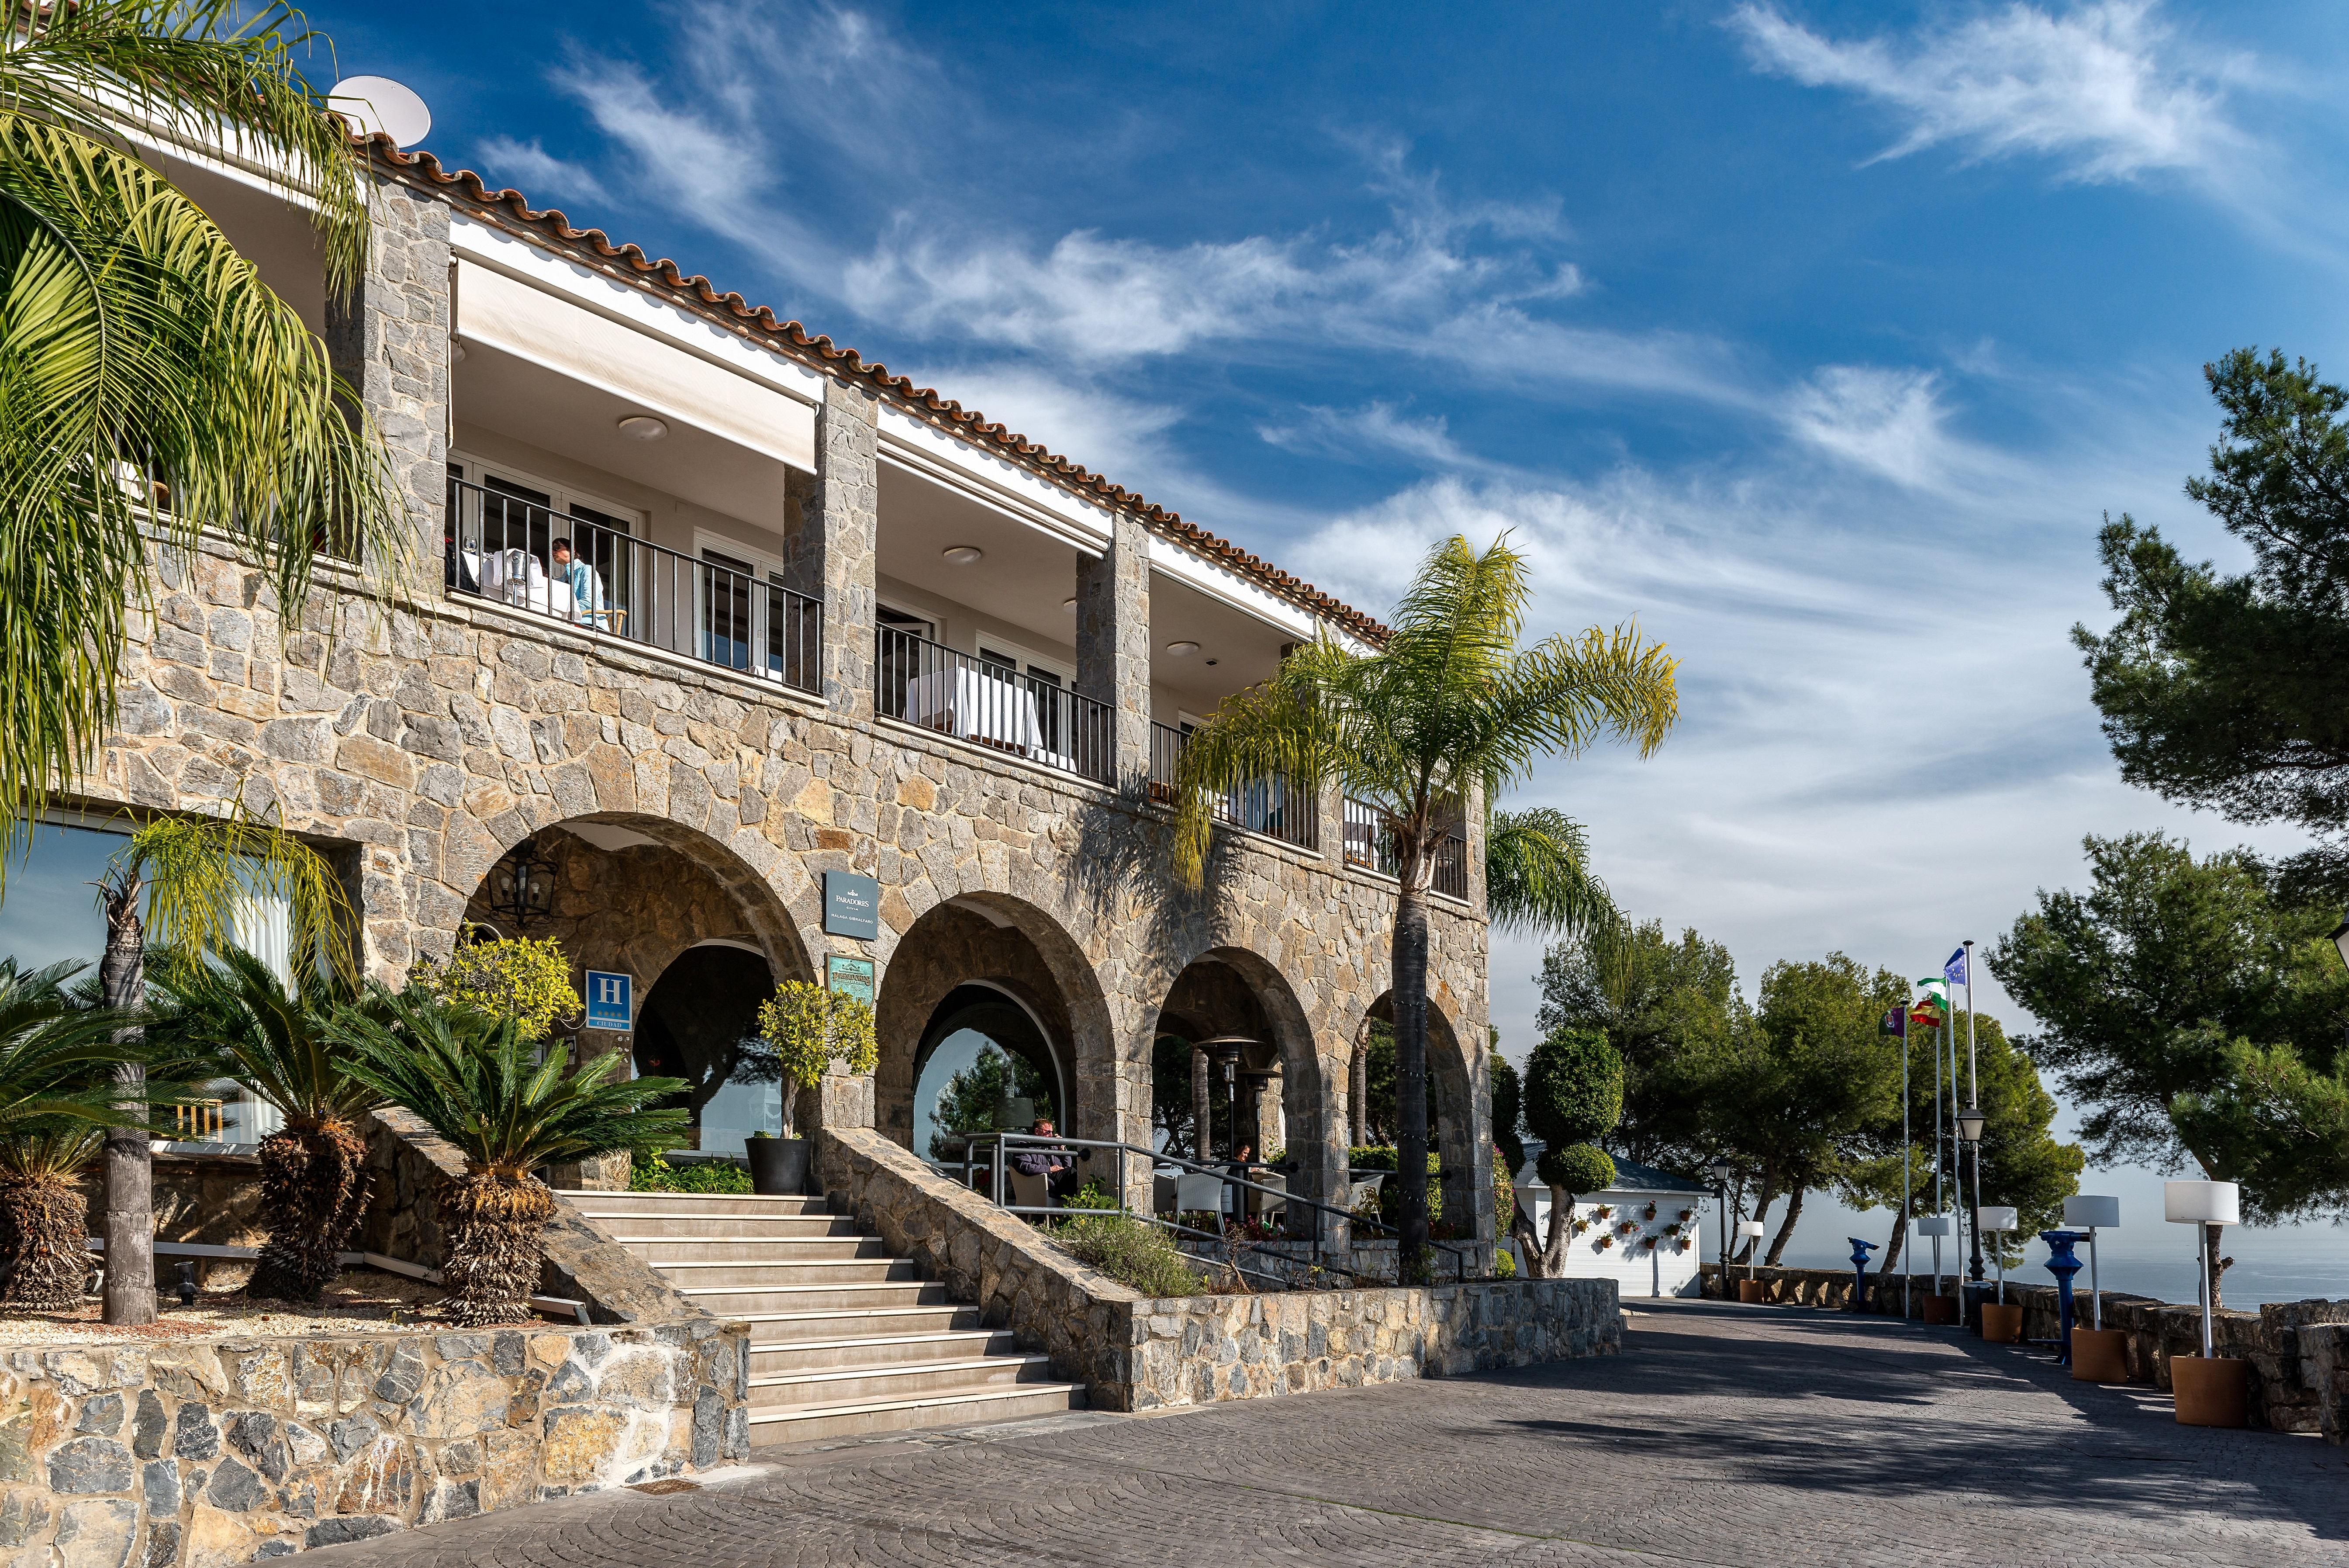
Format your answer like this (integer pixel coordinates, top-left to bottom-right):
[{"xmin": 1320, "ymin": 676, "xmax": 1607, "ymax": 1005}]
[
  {"xmin": 1979, "ymin": 1302, "xmax": 2024, "ymax": 1343},
  {"xmin": 2070, "ymin": 1327, "xmax": 2130, "ymax": 1383},
  {"xmin": 1737, "ymin": 1279, "xmax": 1765, "ymax": 1304},
  {"xmin": 1921, "ymin": 1294, "xmax": 1958, "ymax": 1326},
  {"xmin": 2171, "ymin": 1354, "xmax": 2249, "ymax": 1428}
]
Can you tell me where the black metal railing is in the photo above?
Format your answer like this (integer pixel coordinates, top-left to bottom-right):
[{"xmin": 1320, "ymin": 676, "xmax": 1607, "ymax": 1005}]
[
  {"xmin": 959, "ymin": 1131, "xmax": 1473, "ymax": 1286},
  {"xmin": 875, "ymin": 626, "xmax": 1114, "ymax": 785},
  {"xmin": 1148, "ymin": 723, "xmax": 1320, "ymax": 851},
  {"xmin": 446, "ymin": 477, "xmax": 820, "ymax": 694},
  {"xmin": 1343, "ymin": 798, "xmax": 1469, "ymax": 901}
]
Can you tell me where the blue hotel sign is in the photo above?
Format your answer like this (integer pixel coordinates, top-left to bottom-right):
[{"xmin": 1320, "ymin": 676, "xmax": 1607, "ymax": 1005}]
[
  {"xmin": 583, "ymin": 970, "xmax": 633, "ymax": 1031},
  {"xmin": 823, "ymin": 871, "xmax": 880, "ymax": 939}
]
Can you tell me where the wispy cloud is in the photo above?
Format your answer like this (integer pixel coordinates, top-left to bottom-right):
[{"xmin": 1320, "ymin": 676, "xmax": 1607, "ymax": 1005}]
[
  {"xmin": 1730, "ymin": 1, "xmax": 2257, "ymax": 184},
  {"xmin": 476, "ymin": 136, "xmax": 611, "ymax": 208},
  {"xmin": 1256, "ymin": 403, "xmax": 1492, "ymax": 471},
  {"xmin": 1786, "ymin": 365, "xmax": 1961, "ymax": 488}
]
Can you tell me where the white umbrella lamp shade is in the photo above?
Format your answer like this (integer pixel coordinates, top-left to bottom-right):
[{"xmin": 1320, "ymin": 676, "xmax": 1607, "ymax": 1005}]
[
  {"xmin": 1916, "ymin": 1215, "xmax": 1952, "ymax": 1236},
  {"xmin": 2064, "ymin": 1195, "xmax": 2121, "ymax": 1229},
  {"xmin": 1976, "ymin": 1206, "xmax": 2018, "ymax": 1232},
  {"xmin": 2164, "ymin": 1181, "xmax": 2239, "ymax": 1225},
  {"xmin": 1738, "ymin": 1219, "xmax": 1765, "ymax": 1283}
]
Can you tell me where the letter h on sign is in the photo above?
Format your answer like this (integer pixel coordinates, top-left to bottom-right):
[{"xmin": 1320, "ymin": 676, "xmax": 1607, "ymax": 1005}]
[{"xmin": 584, "ymin": 970, "xmax": 633, "ymax": 1032}]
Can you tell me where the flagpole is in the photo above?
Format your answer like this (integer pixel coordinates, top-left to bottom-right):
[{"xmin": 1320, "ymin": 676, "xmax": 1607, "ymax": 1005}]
[
  {"xmin": 1931, "ymin": 977, "xmax": 1945, "ymax": 1299},
  {"xmin": 1902, "ymin": 996, "xmax": 1912, "ymax": 1319},
  {"xmin": 1965, "ymin": 939, "xmax": 1983, "ymax": 1285}
]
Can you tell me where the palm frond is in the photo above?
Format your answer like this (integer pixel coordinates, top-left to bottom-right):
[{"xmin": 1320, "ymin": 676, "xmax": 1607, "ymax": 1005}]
[
  {"xmin": 330, "ymin": 988, "xmax": 689, "ymax": 1174},
  {"xmin": 3, "ymin": 0, "xmax": 370, "ymax": 286},
  {"xmin": 0, "ymin": 961, "xmax": 161, "ymax": 1140},
  {"xmin": 1485, "ymin": 807, "xmax": 1619, "ymax": 941},
  {"xmin": 142, "ymin": 945, "xmax": 376, "ymax": 1126},
  {"xmin": 105, "ymin": 808, "xmax": 354, "ymax": 986}
]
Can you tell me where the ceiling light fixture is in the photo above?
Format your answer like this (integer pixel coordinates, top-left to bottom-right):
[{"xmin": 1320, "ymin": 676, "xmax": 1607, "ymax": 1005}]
[
  {"xmin": 942, "ymin": 546, "xmax": 984, "ymax": 565},
  {"xmin": 617, "ymin": 415, "xmax": 668, "ymax": 441},
  {"xmin": 1063, "ymin": 597, "xmax": 1078, "ymax": 612},
  {"xmin": 1165, "ymin": 640, "xmax": 1199, "ymax": 657}
]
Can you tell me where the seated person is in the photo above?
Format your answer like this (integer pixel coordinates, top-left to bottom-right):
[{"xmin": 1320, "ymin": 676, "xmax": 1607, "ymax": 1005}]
[
  {"xmin": 1014, "ymin": 1117, "xmax": 1083, "ymax": 1204},
  {"xmin": 550, "ymin": 536, "xmax": 611, "ymax": 628}
]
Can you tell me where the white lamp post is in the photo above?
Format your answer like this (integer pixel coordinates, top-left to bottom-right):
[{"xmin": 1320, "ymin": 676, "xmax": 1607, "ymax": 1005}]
[
  {"xmin": 1917, "ymin": 1214, "xmax": 1952, "ymax": 1301},
  {"xmin": 2164, "ymin": 1180, "xmax": 2240, "ymax": 1359},
  {"xmin": 2062, "ymin": 1195, "xmax": 2120, "ymax": 1330},
  {"xmin": 1739, "ymin": 1219, "xmax": 1766, "ymax": 1285},
  {"xmin": 1976, "ymin": 1206, "xmax": 2017, "ymax": 1302}
]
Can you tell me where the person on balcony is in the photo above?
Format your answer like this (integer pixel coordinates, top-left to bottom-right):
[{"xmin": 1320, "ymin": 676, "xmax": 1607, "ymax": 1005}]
[
  {"xmin": 1015, "ymin": 1118, "xmax": 1081, "ymax": 1204},
  {"xmin": 550, "ymin": 537, "xmax": 609, "ymax": 629}
]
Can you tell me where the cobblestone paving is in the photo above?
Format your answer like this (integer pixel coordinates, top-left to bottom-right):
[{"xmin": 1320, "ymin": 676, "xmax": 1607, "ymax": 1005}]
[{"xmin": 303, "ymin": 1299, "xmax": 2349, "ymax": 1568}]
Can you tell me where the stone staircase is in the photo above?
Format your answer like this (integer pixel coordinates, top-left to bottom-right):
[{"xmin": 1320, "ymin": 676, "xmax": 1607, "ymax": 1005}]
[{"xmin": 577, "ymin": 1190, "xmax": 1085, "ymax": 1444}]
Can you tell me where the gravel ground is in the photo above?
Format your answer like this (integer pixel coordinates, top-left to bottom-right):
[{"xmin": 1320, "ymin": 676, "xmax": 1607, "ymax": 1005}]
[{"xmin": 0, "ymin": 1267, "xmax": 450, "ymax": 1345}]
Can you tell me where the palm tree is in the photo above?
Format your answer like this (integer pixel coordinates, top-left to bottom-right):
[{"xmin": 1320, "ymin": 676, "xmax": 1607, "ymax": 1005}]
[
  {"xmin": 1172, "ymin": 535, "xmax": 1677, "ymax": 1274},
  {"xmin": 333, "ymin": 991, "xmax": 687, "ymax": 1327},
  {"xmin": 2, "ymin": 0, "xmax": 403, "ymax": 850},
  {"xmin": 0, "ymin": 960, "xmax": 155, "ymax": 1312},
  {"xmin": 145, "ymin": 947, "xmax": 381, "ymax": 1302},
  {"xmin": 92, "ymin": 810, "xmax": 350, "ymax": 1323}
]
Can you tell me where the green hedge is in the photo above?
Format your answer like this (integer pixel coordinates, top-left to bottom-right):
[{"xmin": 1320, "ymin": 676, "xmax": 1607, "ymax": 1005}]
[{"xmin": 630, "ymin": 1153, "xmax": 753, "ymax": 1194}]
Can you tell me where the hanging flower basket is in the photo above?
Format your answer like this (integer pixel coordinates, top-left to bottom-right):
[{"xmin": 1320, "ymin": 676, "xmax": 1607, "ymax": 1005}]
[
  {"xmin": 1571, "ymin": 1218, "xmax": 1590, "ymax": 1235},
  {"xmin": 1678, "ymin": 1208, "xmax": 1696, "ymax": 1223},
  {"xmin": 1643, "ymin": 1202, "xmax": 1657, "ymax": 1220},
  {"xmin": 1615, "ymin": 1220, "xmax": 1638, "ymax": 1236},
  {"xmin": 1596, "ymin": 1235, "xmax": 1614, "ymax": 1251}
]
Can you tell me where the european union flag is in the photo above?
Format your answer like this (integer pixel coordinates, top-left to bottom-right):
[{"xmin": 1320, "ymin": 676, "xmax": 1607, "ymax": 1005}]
[{"xmin": 1944, "ymin": 948, "xmax": 1967, "ymax": 987}]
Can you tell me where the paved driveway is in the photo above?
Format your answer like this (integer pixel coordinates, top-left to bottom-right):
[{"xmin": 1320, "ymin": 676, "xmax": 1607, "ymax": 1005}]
[{"xmin": 306, "ymin": 1298, "xmax": 2349, "ymax": 1567}]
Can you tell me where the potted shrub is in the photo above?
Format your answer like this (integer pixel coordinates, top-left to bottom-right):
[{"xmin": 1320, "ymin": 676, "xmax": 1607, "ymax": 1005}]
[
  {"xmin": 750, "ymin": 981, "xmax": 879, "ymax": 1196},
  {"xmin": 335, "ymin": 989, "xmax": 687, "ymax": 1326}
]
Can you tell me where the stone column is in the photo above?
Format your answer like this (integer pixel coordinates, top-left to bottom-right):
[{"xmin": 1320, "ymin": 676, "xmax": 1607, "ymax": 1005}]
[
  {"xmin": 806, "ymin": 378, "xmax": 878, "ymax": 721},
  {"xmin": 325, "ymin": 173, "xmax": 450, "ymax": 597},
  {"xmin": 1464, "ymin": 778, "xmax": 1489, "ymax": 912},
  {"xmin": 1074, "ymin": 511, "xmax": 1151, "ymax": 789}
]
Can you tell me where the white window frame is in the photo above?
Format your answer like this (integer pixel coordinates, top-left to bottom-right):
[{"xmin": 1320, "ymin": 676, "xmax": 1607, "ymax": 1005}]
[
  {"xmin": 976, "ymin": 634, "xmax": 1074, "ymax": 686},
  {"xmin": 449, "ymin": 450, "xmax": 644, "ymax": 534}
]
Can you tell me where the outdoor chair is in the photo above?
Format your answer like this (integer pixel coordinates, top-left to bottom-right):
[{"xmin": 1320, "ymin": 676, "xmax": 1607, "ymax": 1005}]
[
  {"xmin": 1008, "ymin": 1168, "xmax": 1052, "ymax": 1213},
  {"xmin": 1173, "ymin": 1171, "xmax": 1225, "ymax": 1219}
]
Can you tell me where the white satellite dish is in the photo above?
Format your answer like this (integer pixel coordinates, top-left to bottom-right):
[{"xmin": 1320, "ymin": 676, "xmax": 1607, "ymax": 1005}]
[{"xmin": 327, "ymin": 76, "xmax": 431, "ymax": 149}]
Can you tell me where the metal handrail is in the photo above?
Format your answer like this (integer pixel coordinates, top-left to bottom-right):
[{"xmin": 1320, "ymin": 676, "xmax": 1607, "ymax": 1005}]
[
  {"xmin": 1148, "ymin": 724, "xmax": 1320, "ymax": 851},
  {"xmin": 876, "ymin": 626, "xmax": 1114, "ymax": 785},
  {"xmin": 961, "ymin": 1131, "xmax": 1471, "ymax": 1285},
  {"xmin": 445, "ymin": 476, "xmax": 821, "ymax": 693}
]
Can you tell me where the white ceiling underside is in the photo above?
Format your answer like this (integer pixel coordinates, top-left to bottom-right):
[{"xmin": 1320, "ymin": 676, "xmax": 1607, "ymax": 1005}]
[{"xmin": 879, "ymin": 459, "xmax": 1090, "ymax": 646}]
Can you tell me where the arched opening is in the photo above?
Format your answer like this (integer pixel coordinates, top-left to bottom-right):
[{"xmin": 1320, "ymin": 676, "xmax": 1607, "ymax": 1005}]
[
  {"xmin": 1361, "ymin": 992, "xmax": 1479, "ymax": 1242},
  {"xmin": 874, "ymin": 895, "xmax": 1113, "ymax": 1158},
  {"xmin": 455, "ymin": 814, "xmax": 814, "ymax": 1172},
  {"xmin": 909, "ymin": 983, "xmax": 1067, "ymax": 1161},
  {"xmin": 1149, "ymin": 949, "xmax": 1336, "ymax": 1223},
  {"xmin": 632, "ymin": 942, "xmax": 778, "ymax": 1155}
]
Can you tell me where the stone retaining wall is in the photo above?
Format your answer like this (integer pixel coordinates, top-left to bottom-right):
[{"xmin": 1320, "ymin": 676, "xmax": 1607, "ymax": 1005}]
[
  {"xmin": 818, "ymin": 1127, "xmax": 1617, "ymax": 1412},
  {"xmin": 1697, "ymin": 1262, "xmax": 2349, "ymax": 1438},
  {"xmin": 0, "ymin": 1317, "xmax": 746, "ymax": 1568}
]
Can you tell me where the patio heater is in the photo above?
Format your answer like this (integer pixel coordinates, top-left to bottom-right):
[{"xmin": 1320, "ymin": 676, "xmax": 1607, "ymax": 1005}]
[
  {"xmin": 1192, "ymin": 1036, "xmax": 1257, "ymax": 1163},
  {"xmin": 1708, "ymin": 1157, "xmax": 1733, "ymax": 1300}
]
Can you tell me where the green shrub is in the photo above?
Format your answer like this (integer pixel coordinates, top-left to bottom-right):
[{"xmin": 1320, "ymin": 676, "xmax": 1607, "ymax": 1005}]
[
  {"xmin": 1066, "ymin": 1177, "xmax": 1120, "ymax": 1212},
  {"xmin": 1494, "ymin": 1245, "xmax": 1516, "ymax": 1279},
  {"xmin": 1048, "ymin": 1212, "xmax": 1200, "ymax": 1297},
  {"xmin": 1352, "ymin": 1146, "xmax": 1442, "ymax": 1228},
  {"xmin": 1492, "ymin": 1143, "xmax": 1516, "ymax": 1234},
  {"xmin": 630, "ymin": 1153, "xmax": 752, "ymax": 1194}
]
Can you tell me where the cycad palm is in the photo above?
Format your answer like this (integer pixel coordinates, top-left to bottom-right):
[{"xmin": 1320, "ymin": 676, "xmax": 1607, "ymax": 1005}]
[
  {"xmin": 146, "ymin": 947, "xmax": 382, "ymax": 1303},
  {"xmin": 332, "ymin": 990, "xmax": 687, "ymax": 1327},
  {"xmin": 1, "ymin": 0, "xmax": 402, "ymax": 839},
  {"xmin": 0, "ymin": 960, "xmax": 152, "ymax": 1311},
  {"xmin": 1173, "ymin": 535, "xmax": 1677, "ymax": 1272}
]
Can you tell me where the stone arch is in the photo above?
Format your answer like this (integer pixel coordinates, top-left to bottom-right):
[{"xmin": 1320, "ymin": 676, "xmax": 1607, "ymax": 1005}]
[
  {"xmin": 1150, "ymin": 946, "xmax": 1341, "ymax": 1220},
  {"xmin": 874, "ymin": 892, "xmax": 1118, "ymax": 1158},
  {"xmin": 1361, "ymin": 990, "xmax": 1487, "ymax": 1244}
]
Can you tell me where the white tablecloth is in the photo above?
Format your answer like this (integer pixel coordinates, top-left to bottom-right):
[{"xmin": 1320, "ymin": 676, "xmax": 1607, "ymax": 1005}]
[
  {"xmin": 464, "ymin": 550, "xmax": 573, "ymax": 618},
  {"xmin": 904, "ymin": 665, "xmax": 1047, "ymax": 754}
]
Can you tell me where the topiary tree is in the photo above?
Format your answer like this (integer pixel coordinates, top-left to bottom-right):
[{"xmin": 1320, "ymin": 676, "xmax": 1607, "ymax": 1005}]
[
  {"xmin": 753, "ymin": 981, "xmax": 879, "ymax": 1140},
  {"xmin": 1520, "ymin": 1025, "xmax": 1624, "ymax": 1277}
]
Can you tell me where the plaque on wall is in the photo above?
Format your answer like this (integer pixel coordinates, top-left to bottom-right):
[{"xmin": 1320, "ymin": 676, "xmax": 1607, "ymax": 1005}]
[
  {"xmin": 825, "ymin": 954, "xmax": 876, "ymax": 1005},
  {"xmin": 822, "ymin": 870, "xmax": 881, "ymax": 939}
]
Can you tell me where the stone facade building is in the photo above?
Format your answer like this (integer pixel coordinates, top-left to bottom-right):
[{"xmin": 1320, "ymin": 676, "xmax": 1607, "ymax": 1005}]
[{"xmin": 73, "ymin": 139, "xmax": 1495, "ymax": 1250}]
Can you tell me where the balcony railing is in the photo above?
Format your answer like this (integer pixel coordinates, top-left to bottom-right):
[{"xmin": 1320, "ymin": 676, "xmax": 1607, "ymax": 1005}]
[
  {"xmin": 876, "ymin": 627, "xmax": 1113, "ymax": 785},
  {"xmin": 1344, "ymin": 798, "xmax": 1469, "ymax": 900},
  {"xmin": 446, "ymin": 477, "xmax": 820, "ymax": 694},
  {"xmin": 1148, "ymin": 724, "xmax": 1319, "ymax": 851}
]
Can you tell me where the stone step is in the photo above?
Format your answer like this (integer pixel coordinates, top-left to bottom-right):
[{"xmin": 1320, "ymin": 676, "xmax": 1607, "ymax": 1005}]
[
  {"xmin": 619, "ymin": 1236, "xmax": 885, "ymax": 1264},
  {"xmin": 735, "ymin": 1305, "xmax": 981, "ymax": 1341},
  {"xmin": 746, "ymin": 1381, "xmax": 1086, "ymax": 1446},
  {"xmin": 649, "ymin": 1258, "xmax": 916, "ymax": 1288},
  {"xmin": 748, "ymin": 1352, "xmax": 1057, "ymax": 1406},
  {"xmin": 574, "ymin": 1212, "xmax": 858, "ymax": 1239},
  {"xmin": 677, "ymin": 1280, "xmax": 950, "ymax": 1314},
  {"xmin": 570, "ymin": 1192, "xmax": 829, "ymax": 1217},
  {"xmin": 749, "ymin": 1327, "xmax": 1016, "ymax": 1375}
]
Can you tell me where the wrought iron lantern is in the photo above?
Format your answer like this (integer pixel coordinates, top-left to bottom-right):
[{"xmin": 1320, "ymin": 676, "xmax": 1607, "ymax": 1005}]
[{"xmin": 487, "ymin": 837, "xmax": 556, "ymax": 930}]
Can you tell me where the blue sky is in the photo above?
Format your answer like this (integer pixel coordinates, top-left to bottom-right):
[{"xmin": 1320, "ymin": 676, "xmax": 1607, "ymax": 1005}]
[{"xmin": 281, "ymin": 1, "xmax": 2349, "ymax": 1279}]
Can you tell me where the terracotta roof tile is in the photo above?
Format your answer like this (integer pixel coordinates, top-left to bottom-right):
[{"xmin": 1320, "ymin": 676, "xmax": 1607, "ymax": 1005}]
[{"xmin": 368, "ymin": 136, "xmax": 1389, "ymax": 643}]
